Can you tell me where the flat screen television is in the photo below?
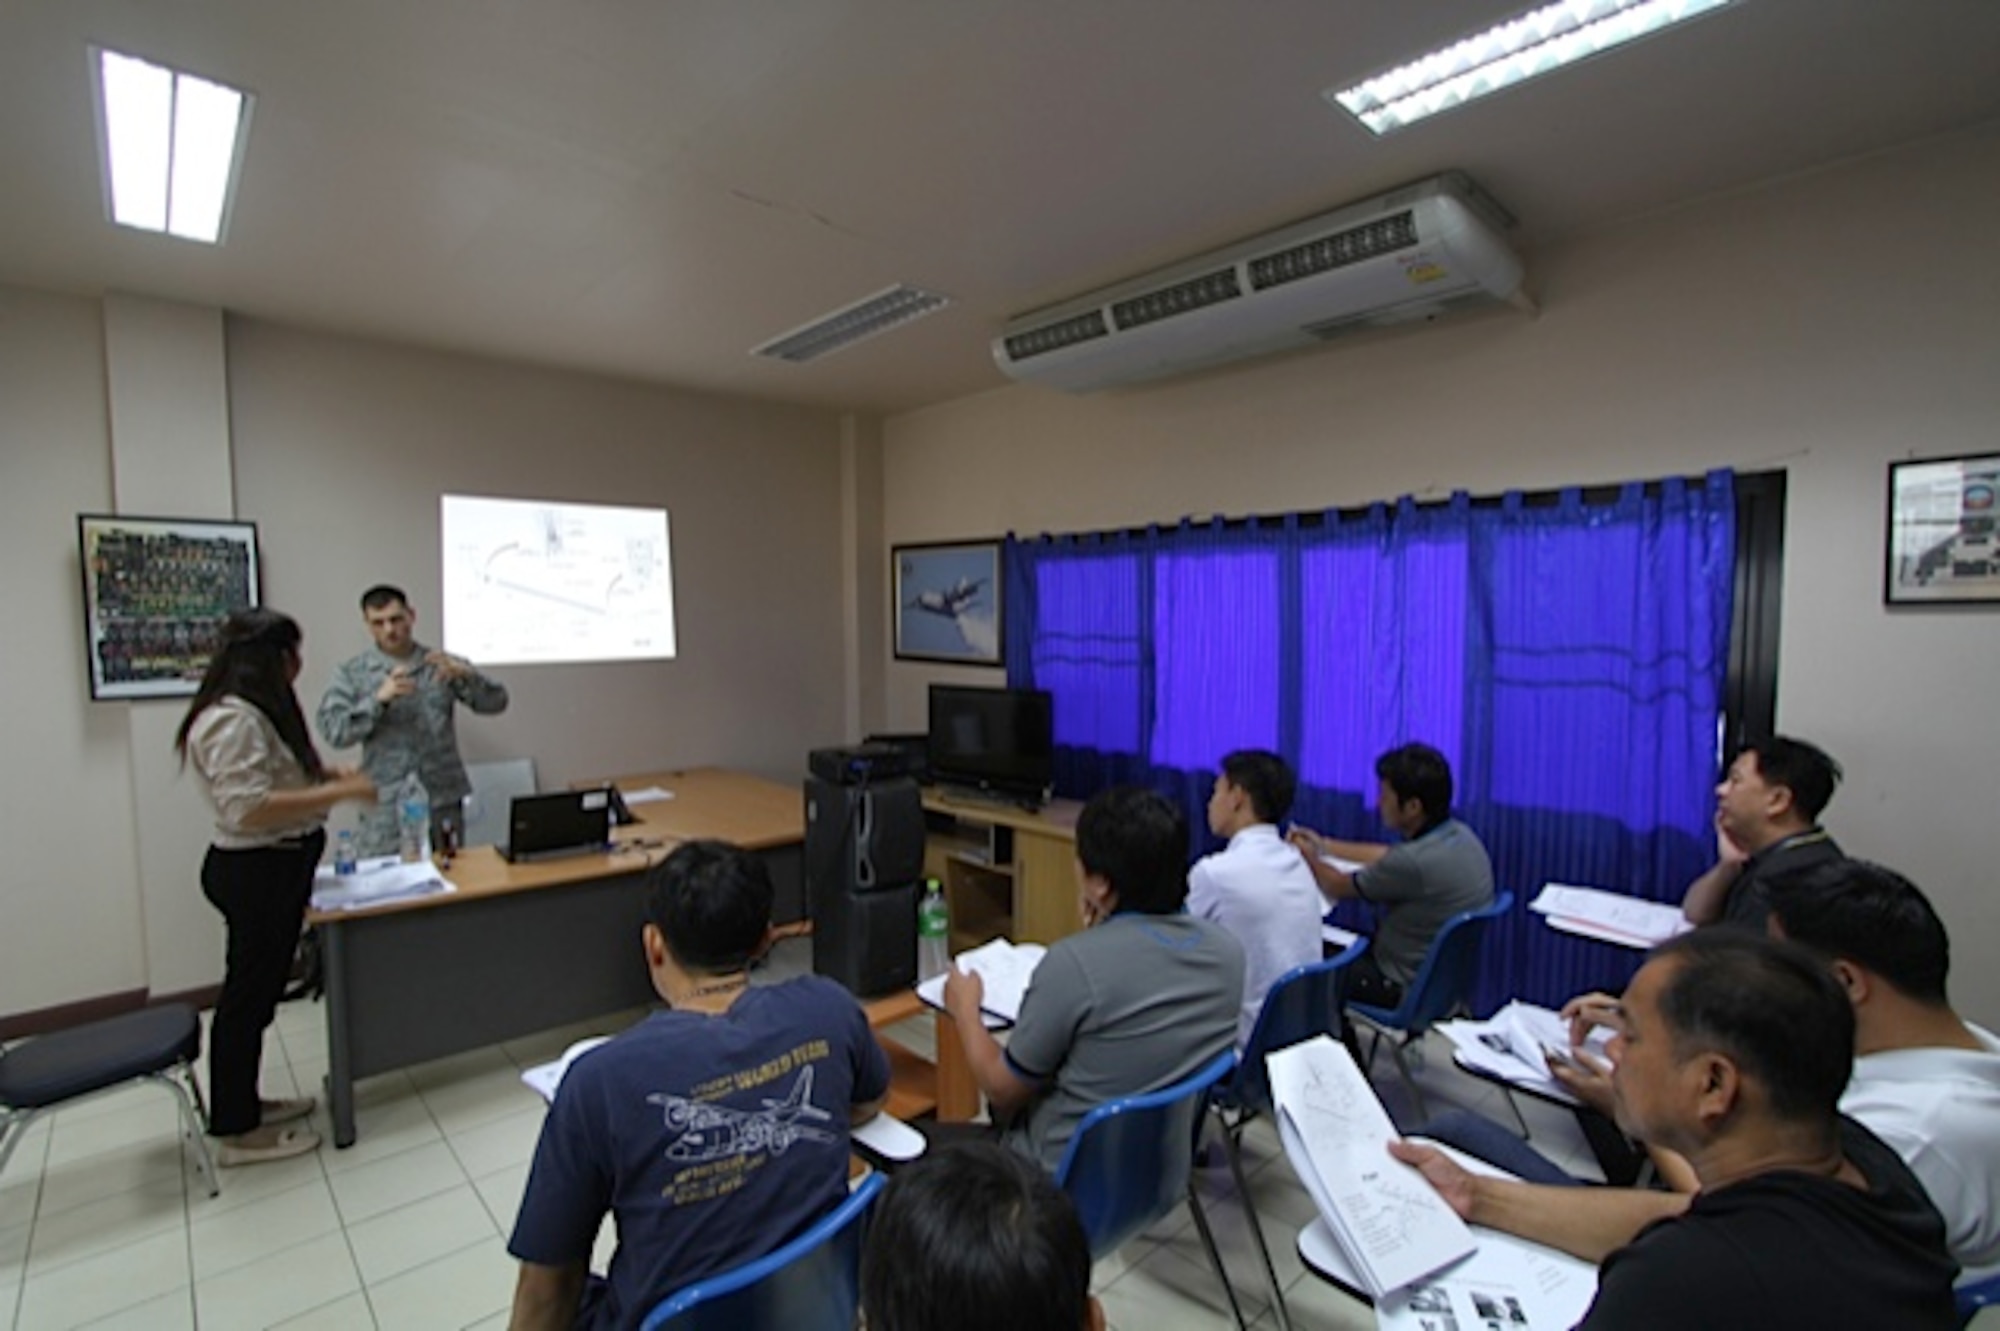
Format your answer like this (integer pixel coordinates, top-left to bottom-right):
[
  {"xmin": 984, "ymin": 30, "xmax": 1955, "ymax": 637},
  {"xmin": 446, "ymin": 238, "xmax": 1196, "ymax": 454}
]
[{"xmin": 927, "ymin": 684, "xmax": 1055, "ymax": 807}]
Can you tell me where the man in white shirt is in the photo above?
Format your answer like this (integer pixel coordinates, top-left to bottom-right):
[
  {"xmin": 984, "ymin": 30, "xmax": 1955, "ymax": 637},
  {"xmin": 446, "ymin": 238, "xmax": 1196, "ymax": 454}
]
[
  {"xmin": 1769, "ymin": 860, "xmax": 2000, "ymax": 1283},
  {"xmin": 1188, "ymin": 750, "xmax": 1324, "ymax": 1049}
]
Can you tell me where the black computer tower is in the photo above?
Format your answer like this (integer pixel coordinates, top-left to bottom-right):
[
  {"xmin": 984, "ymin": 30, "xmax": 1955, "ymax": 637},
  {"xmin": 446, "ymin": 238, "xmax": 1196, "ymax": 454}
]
[{"xmin": 804, "ymin": 775, "xmax": 925, "ymax": 995}]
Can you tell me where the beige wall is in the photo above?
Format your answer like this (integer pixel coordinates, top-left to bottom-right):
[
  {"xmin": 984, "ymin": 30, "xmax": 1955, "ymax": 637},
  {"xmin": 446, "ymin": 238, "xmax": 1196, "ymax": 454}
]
[
  {"xmin": 879, "ymin": 123, "xmax": 2000, "ymax": 1024},
  {"xmin": 0, "ymin": 302, "xmax": 851, "ymax": 1019}
]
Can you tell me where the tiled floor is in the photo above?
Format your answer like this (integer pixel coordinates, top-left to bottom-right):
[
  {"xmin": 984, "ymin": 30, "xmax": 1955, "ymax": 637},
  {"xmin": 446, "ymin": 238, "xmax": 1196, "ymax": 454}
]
[{"xmin": 1, "ymin": 948, "xmax": 1607, "ymax": 1330}]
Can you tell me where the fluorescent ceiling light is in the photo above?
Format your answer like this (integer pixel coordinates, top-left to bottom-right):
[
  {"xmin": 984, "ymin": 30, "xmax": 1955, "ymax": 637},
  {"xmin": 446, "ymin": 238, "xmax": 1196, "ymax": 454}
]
[
  {"xmin": 751, "ymin": 285, "xmax": 953, "ymax": 363},
  {"xmin": 1329, "ymin": 0, "xmax": 1734, "ymax": 135},
  {"xmin": 94, "ymin": 47, "xmax": 252, "ymax": 243}
]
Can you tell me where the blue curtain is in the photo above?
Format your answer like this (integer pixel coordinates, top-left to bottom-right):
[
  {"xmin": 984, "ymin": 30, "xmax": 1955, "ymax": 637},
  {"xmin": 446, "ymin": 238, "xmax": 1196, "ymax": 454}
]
[{"xmin": 1005, "ymin": 471, "xmax": 1736, "ymax": 1011}]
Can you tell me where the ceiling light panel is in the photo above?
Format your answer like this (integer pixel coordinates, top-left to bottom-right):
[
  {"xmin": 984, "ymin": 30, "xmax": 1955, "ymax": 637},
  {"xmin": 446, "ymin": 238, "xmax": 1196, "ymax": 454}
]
[
  {"xmin": 94, "ymin": 47, "xmax": 253, "ymax": 244},
  {"xmin": 1330, "ymin": 0, "xmax": 1735, "ymax": 135},
  {"xmin": 751, "ymin": 285, "xmax": 952, "ymax": 364}
]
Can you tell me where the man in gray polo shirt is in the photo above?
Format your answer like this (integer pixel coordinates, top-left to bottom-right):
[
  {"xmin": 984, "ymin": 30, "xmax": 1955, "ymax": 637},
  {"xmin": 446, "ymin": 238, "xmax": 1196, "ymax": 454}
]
[
  {"xmin": 942, "ymin": 786, "xmax": 1244, "ymax": 1172},
  {"xmin": 1289, "ymin": 742, "xmax": 1493, "ymax": 1008}
]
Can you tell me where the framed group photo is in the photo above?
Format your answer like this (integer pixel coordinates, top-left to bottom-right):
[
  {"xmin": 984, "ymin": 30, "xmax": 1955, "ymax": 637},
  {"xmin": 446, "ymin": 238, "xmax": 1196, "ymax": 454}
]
[
  {"xmin": 893, "ymin": 540, "xmax": 1004, "ymax": 666},
  {"xmin": 79, "ymin": 513, "xmax": 261, "ymax": 699},
  {"xmin": 1885, "ymin": 454, "xmax": 2000, "ymax": 606}
]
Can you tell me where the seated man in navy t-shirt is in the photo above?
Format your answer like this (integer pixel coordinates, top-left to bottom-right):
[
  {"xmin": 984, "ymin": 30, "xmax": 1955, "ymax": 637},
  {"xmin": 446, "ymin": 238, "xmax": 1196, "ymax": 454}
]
[{"xmin": 507, "ymin": 840, "xmax": 890, "ymax": 1330}]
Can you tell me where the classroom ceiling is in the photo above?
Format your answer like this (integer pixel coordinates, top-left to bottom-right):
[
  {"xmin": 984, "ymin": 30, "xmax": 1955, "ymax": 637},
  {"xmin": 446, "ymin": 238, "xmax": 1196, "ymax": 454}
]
[{"xmin": 1, "ymin": 1, "xmax": 1997, "ymax": 415}]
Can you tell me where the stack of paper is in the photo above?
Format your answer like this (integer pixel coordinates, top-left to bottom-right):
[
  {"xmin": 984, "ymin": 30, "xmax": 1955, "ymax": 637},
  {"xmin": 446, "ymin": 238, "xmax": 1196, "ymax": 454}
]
[
  {"xmin": 915, "ymin": 938, "xmax": 1047, "ymax": 1025},
  {"xmin": 310, "ymin": 857, "xmax": 454, "ymax": 912},
  {"xmin": 1530, "ymin": 883, "xmax": 1691, "ymax": 949},
  {"xmin": 1268, "ymin": 1035, "xmax": 1475, "ymax": 1297},
  {"xmin": 1437, "ymin": 1001, "xmax": 1612, "ymax": 1100}
]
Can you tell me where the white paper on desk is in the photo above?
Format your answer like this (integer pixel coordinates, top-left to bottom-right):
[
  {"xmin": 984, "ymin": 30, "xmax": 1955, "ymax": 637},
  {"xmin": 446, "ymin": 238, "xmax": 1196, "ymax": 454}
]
[
  {"xmin": 1269, "ymin": 1036, "xmax": 1474, "ymax": 1297},
  {"xmin": 1530, "ymin": 884, "xmax": 1691, "ymax": 946},
  {"xmin": 310, "ymin": 859, "xmax": 454, "ymax": 912},
  {"xmin": 521, "ymin": 1036, "xmax": 613, "ymax": 1103},
  {"xmin": 622, "ymin": 786, "xmax": 674, "ymax": 804},
  {"xmin": 1376, "ymin": 1238, "xmax": 1598, "ymax": 1331},
  {"xmin": 1437, "ymin": 1002, "xmax": 1611, "ymax": 1098},
  {"xmin": 914, "ymin": 939, "xmax": 1047, "ymax": 1025}
]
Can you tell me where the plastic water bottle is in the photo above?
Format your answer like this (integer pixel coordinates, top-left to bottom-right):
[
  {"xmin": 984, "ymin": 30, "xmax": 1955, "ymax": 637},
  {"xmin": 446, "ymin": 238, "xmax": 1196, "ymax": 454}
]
[
  {"xmin": 397, "ymin": 774, "xmax": 431, "ymax": 863},
  {"xmin": 917, "ymin": 879, "xmax": 950, "ymax": 983},
  {"xmin": 333, "ymin": 828, "xmax": 358, "ymax": 876}
]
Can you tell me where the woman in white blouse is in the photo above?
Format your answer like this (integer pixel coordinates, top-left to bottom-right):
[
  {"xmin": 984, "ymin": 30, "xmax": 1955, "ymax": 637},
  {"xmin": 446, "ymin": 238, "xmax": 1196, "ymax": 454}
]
[{"xmin": 176, "ymin": 609, "xmax": 375, "ymax": 1165}]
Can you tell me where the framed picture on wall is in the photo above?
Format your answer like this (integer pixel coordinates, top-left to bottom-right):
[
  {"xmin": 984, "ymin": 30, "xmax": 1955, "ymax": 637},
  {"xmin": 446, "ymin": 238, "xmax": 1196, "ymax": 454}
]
[
  {"xmin": 893, "ymin": 540, "xmax": 1004, "ymax": 666},
  {"xmin": 78, "ymin": 514, "xmax": 261, "ymax": 700},
  {"xmin": 1885, "ymin": 455, "xmax": 2000, "ymax": 605}
]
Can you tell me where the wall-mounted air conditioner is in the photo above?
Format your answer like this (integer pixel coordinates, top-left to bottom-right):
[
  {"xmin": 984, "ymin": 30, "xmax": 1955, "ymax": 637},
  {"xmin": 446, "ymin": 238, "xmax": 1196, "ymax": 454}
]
[{"xmin": 993, "ymin": 171, "xmax": 1530, "ymax": 393}]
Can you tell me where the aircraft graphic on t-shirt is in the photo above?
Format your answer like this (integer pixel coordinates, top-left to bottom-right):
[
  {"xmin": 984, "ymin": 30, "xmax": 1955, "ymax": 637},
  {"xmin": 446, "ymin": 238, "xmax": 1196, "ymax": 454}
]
[{"xmin": 650, "ymin": 1066, "xmax": 837, "ymax": 1163}]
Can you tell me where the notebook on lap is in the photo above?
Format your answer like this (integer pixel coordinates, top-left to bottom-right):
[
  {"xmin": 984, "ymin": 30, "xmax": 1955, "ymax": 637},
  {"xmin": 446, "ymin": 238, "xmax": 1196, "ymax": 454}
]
[{"xmin": 498, "ymin": 790, "xmax": 614, "ymax": 862}]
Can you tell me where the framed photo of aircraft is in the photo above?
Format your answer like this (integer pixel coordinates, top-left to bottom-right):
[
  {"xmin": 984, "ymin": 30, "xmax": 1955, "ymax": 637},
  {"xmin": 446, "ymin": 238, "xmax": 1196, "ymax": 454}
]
[
  {"xmin": 893, "ymin": 540, "xmax": 1004, "ymax": 666},
  {"xmin": 1885, "ymin": 454, "xmax": 2000, "ymax": 605}
]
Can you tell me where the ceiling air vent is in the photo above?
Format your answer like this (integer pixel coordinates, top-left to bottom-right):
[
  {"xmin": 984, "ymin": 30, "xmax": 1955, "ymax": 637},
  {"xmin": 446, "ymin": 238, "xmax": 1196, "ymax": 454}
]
[
  {"xmin": 1111, "ymin": 268, "xmax": 1242, "ymax": 330},
  {"xmin": 1249, "ymin": 212, "xmax": 1418, "ymax": 290},
  {"xmin": 752, "ymin": 284, "xmax": 951, "ymax": 363},
  {"xmin": 1002, "ymin": 310, "xmax": 1110, "ymax": 363}
]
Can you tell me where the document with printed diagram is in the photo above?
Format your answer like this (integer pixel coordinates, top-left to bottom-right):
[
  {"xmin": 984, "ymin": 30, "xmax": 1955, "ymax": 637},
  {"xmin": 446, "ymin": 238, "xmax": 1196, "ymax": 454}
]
[
  {"xmin": 1268, "ymin": 1035, "xmax": 1476, "ymax": 1297},
  {"xmin": 915, "ymin": 937, "xmax": 1047, "ymax": 1024}
]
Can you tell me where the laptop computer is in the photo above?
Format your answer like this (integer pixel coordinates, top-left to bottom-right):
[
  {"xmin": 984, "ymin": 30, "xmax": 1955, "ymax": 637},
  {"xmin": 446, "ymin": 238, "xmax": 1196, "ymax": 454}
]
[{"xmin": 498, "ymin": 790, "xmax": 614, "ymax": 863}]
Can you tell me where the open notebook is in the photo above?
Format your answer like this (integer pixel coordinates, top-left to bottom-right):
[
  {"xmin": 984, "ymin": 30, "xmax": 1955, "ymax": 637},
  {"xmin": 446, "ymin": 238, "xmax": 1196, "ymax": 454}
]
[{"xmin": 915, "ymin": 938, "xmax": 1047, "ymax": 1026}]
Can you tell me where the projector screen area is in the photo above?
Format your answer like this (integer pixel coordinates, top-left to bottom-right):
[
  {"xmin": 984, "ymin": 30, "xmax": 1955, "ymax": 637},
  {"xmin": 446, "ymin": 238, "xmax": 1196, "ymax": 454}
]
[{"xmin": 441, "ymin": 494, "xmax": 676, "ymax": 666}]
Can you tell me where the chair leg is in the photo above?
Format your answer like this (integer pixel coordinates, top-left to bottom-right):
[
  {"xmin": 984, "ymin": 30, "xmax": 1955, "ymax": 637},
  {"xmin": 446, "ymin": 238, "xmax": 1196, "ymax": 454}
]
[
  {"xmin": 156, "ymin": 1068, "xmax": 220, "ymax": 1198},
  {"xmin": 1387, "ymin": 1039, "xmax": 1430, "ymax": 1122},
  {"xmin": 1184, "ymin": 1178, "xmax": 1252, "ymax": 1331},
  {"xmin": 1217, "ymin": 1113, "xmax": 1291, "ymax": 1331},
  {"xmin": 0, "ymin": 1107, "xmax": 42, "ymax": 1187},
  {"xmin": 1501, "ymin": 1086, "xmax": 1532, "ymax": 1140}
]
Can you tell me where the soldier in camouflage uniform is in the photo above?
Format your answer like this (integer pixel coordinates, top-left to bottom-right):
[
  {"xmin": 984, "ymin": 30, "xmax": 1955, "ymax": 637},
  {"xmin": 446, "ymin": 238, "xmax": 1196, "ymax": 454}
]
[{"xmin": 316, "ymin": 585, "xmax": 509, "ymax": 857}]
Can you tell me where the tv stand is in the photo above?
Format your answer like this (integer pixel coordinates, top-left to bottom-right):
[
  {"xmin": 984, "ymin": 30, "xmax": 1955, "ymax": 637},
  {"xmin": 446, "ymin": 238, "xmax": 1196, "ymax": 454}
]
[
  {"xmin": 935, "ymin": 783, "xmax": 1045, "ymax": 814},
  {"xmin": 919, "ymin": 786, "xmax": 1083, "ymax": 948}
]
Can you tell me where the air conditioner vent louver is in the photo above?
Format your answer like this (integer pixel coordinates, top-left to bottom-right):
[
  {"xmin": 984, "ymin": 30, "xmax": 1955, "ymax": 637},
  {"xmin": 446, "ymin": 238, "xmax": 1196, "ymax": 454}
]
[
  {"xmin": 1003, "ymin": 310, "xmax": 1109, "ymax": 363},
  {"xmin": 1111, "ymin": 268, "xmax": 1242, "ymax": 330},
  {"xmin": 1249, "ymin": 212, "xmax": 1418, "ymax": 290}
]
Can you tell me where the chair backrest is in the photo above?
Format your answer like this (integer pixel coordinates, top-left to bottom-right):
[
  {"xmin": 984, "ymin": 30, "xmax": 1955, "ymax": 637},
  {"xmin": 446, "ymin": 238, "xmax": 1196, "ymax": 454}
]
[
  {"xmin": 1225, "ymin": 936, "xmax": 1370, "ymax": 1115},
  {"xmin": 1053, "ymin": 1049, "xmax": 1236, "ymax": 1257},
  {"xmin": 1960, "ymin": 1271, "xmax": 2000, "ymax": 1326},
  {"xmin": 1360, "ymin": 891, "xmax": 1515, "ymax": 1031},
  {"xmin": 639, "ymin": 1172, "xmax": 885, "ymax": 1331}
]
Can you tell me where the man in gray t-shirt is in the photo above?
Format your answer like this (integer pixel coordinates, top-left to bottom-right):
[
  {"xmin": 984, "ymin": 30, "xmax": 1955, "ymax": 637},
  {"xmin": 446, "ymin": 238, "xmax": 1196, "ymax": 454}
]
[
  {"xmin": 942, "ymin": 787, "xmax": 1244, "ymax": 1173},
  {"xmin": 1290, "ymin": 743, "xmax": 1494, "ymax": 1008}
]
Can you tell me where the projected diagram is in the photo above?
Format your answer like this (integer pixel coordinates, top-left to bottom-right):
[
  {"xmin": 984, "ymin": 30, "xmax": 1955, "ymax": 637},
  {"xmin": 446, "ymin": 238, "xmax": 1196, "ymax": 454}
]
[{"xmin": 442, "ymin": 496, "xmax": 676, "ymax": 665}]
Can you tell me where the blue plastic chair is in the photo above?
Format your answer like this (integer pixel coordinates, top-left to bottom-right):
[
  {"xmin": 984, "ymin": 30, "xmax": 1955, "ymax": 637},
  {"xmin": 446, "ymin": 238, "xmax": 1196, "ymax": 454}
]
[
  {"xmin": 638, "ymin": 1172, "xmax": 885, "ymax": 1331},
  {"xmin": 1207, "ymin": 935, "xmax": 1369, "ymax": 1331},
  {"xmin": 1959, "ymin": 1271, "xmax": 2000, "ymax": 1326},
  {"xmin": 1054, "ymin": 1049, "xmax": 1247, "ymax": 1328},
  {"xmin": 1346, "ymin": 891, "xmax": 1515, "ymax": 1119}
]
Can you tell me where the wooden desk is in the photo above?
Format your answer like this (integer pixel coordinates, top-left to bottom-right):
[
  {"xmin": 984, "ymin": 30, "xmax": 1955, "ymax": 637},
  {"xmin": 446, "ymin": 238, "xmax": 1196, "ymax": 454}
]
[
  {"xmin": 863, "ymin": 989, "xmax": 978, "ymax": 1123},
  {"xmin": 919, "ymin": 789, "xmax": 1083, "ymax": 948},
  {"xmin": 310, "ymin": 767, "xmax": 803, "ymax": 1147}
]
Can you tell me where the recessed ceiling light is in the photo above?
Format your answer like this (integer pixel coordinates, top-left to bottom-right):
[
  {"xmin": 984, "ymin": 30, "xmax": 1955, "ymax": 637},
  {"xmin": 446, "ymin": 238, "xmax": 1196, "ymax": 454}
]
[
  {"xmin": 1329, "ymin": 0, "xmax": 1735, "ymax": 135},
  {"xmin": 92, "ymin": 46, "xmax": 254, "ymax": 243},
  {"xmin": 751, "ymin": 285, "xmax": 953, "ymax": 363}
]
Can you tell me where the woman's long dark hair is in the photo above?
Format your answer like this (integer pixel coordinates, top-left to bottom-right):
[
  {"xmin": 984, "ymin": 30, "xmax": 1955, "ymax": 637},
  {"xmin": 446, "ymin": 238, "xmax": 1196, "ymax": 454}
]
[{"xmin": 174, "ymin": 608, "xmax": 324, "ymax": 779}]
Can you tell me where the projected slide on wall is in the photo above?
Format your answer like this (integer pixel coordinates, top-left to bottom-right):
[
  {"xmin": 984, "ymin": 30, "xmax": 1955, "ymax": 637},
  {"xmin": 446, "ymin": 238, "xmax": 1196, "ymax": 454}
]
[{"xmin": 441, "ymin": 494, "xmax": 676, "ymax": 666}]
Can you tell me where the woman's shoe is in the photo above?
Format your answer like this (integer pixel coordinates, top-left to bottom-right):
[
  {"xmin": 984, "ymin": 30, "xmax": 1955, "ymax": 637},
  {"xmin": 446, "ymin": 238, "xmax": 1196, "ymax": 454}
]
[
  {"xmin": 260, "ymin": 1095, "xmax": 315, "ymax": 1125},
  {"xmin": 216, "ymin": 1124, "xmax": 321, "ymax": 1167}
]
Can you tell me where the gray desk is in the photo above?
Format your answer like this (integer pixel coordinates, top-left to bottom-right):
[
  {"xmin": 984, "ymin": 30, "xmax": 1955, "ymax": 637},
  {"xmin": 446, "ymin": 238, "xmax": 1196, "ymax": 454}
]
[{"xmin": 311, "ymin": 767, "xmax": 804, "ymax": 1147}]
